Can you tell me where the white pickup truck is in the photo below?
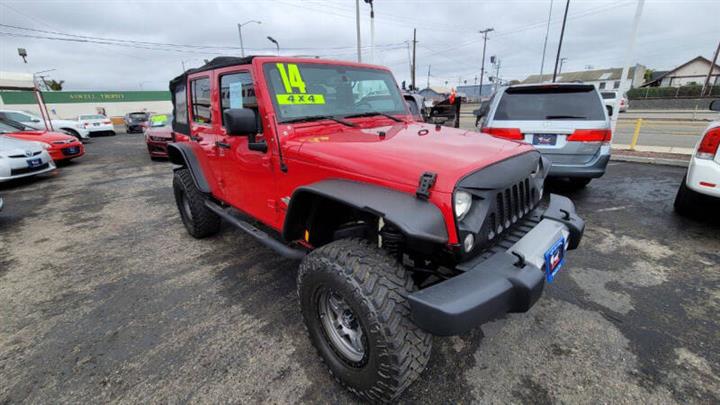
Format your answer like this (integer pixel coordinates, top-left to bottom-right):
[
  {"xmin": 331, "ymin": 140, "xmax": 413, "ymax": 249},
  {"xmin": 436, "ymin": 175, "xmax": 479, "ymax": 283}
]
[{"xmin": 674, "ymin": 100, "xmax": 720, "ymax": 214}]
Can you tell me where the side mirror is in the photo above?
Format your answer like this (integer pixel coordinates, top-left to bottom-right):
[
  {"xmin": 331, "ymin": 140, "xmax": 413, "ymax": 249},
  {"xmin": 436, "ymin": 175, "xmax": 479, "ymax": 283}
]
[
  {"xmin": 223, "ymin": 108, "xmax": 258, "ymax": 136},
  {"xmin": 710, "ymin": 100, "xmax": 720, "ymax": 112},
  {"xmin": 606, "ymin": 105, "xmax": 614, "ymax": 117}
]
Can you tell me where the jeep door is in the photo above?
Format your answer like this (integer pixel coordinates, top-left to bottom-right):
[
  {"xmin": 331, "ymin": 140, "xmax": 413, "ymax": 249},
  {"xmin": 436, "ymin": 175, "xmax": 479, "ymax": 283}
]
[
  {"xmin": 214, "ymin": 69, "xmax": 277, "ymax": 225},
  {"xmin": 187, "ymin": 73, "xmax": 225, "ymax": 196}
]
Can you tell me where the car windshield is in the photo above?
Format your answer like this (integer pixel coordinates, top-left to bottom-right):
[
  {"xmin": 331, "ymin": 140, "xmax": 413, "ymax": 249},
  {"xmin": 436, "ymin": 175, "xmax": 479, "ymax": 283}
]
[
  {"xmin": 149, "ymin": 114, "xmax": 170, "ymax": 127},
  {"xmin": 80, "ymin": 115, "xmax": 106, "ymax": 120},
  {"xmin": 494, "ymin": 86, "xmax": 606, "ymax": 121},
  {"xmin": 263, "ymin": 62, "xmax": 407, "ymax": 123},
  {"xmin": 0, "ymin": 120, "xmax": 26, "ymax": 134}
]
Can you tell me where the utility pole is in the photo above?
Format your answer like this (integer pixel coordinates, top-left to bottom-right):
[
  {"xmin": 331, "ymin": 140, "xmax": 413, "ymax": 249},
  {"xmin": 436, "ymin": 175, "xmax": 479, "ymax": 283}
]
[
  {"xmin": 552, "ymin": 0, "xmax": 570, "ymax": 82},
  {"xmin": 364, "ymin": 0, "xmax": 375, "ymax": 63},
  {"xmin": 611, "ymin": 0, "xmax": 645, "ymax": 135},
  {"xmin": 355, "ymin": 0, "xmax": 362, "ymax": 62},
  {"xmin": 478, "ymin": 28, "xmax": 494, "ymax": 100},
  {"xmin": 540, "ymin": 0, "xmax": 554, "ymax": 80},
  {"xmin": 411, "ymin": 28, "xmax": 417, "ymax": 90},
  {"xmin": 702, "ymin": 41, "xmax": 720, "ymax": 96},
  {"xmin": 426, "ymin": 64, "xmax": 431, "ymax": 89},
  {"xmin": 558, "ymin": 57, "xmax": 568, "ymax": 75}
]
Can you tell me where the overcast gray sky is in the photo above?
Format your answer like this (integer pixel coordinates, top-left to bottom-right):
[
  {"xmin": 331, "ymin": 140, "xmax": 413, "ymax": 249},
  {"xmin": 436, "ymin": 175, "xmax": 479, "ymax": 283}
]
[{"xmin": 0, "ymin": 0, "xmax": 718, "ymax": 91}]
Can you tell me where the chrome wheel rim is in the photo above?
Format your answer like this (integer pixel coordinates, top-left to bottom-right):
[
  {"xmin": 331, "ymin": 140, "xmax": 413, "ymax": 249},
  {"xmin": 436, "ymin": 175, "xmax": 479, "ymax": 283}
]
[{"xmin": 318, "ymin": 290, "xmax": 365, "ymax": 362}]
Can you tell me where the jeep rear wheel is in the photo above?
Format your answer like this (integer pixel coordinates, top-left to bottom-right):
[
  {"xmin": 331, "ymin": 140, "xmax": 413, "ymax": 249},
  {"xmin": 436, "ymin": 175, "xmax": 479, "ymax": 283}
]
[
  {"xmin": 297, "ymin": 238, "xmax": 431, "ymax": 402},
  {"xmin": 172, "ymin": 168, "xmax": 220, "ymax": 238}
]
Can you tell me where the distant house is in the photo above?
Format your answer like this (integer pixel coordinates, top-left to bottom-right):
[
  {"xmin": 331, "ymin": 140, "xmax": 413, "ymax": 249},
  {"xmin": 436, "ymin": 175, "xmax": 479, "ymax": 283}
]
[
  {"xmin": 418, "ymin": 87, "xmax": 452, "ymax": 101},
  {"xmin": 641, "ymin": 56, "xmax": 720, "ymax": 87},
  {"xmin": 456, "ymin": 84, "xmax": 494, "ymax": 102},
  {"xmin": 521, "ymin": 64, "xmax": 647, "ymax": 91}
]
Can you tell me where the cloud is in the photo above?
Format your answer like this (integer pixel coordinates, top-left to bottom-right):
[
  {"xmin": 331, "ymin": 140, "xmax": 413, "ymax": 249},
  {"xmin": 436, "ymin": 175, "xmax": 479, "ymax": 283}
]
[{"xmin": 0, "ymin": 0, "xmax": 718, "ymax": 90}]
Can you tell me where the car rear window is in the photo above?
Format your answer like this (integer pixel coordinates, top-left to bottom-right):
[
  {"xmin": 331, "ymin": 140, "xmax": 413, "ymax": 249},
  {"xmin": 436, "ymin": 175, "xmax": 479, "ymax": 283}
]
[
  {"xmin": 494, "ymin": 86, "xmax": 605, "ymax": 121},
  {"xmin": 601, "ymin": 92, "xmax": 616, "ymax": 99},
  {"xmin": 129, "ymin": 113, "xmax": 148, "ymax": 119}
]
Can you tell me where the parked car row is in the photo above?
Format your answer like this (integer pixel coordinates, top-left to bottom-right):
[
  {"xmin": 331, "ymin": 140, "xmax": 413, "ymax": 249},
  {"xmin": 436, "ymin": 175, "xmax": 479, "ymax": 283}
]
[{"xmin": 0, "ymin": 118, "xmax": 84, "ymax": 183}]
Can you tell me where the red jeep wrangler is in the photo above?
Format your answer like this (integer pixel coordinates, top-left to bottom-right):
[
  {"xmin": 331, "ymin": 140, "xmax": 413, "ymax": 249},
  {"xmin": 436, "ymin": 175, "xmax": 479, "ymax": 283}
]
[{"xmin": 168, "ymin": 56, "xmax": 584, "ymax": 401}]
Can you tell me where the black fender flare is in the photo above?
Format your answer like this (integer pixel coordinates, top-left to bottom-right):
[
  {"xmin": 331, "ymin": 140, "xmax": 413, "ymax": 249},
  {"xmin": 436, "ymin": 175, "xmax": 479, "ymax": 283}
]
[
  {"xmin": 167, "ymin": 142, "xmax": 211, "ymax": 193},
  {"xmin": 283, "ymin": 179, "xmax": 449, "ymax": 245}
]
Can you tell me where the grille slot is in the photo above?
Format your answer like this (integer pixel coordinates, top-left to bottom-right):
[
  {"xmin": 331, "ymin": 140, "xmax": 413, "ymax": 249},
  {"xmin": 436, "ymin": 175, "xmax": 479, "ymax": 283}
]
[{"xmin": 488, "ymin": 176, "xmax": 537, "ymax": 243}]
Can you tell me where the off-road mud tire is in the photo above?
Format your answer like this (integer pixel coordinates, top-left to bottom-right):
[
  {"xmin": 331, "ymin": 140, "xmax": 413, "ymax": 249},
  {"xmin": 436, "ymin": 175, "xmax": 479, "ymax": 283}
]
[
  {"xmin": 297, "ymin": 238, "xmax": 432, "ymax": 402},
  {"xmin": 173, "ymin": 168, "xmax": 220, "ymax": 238}
]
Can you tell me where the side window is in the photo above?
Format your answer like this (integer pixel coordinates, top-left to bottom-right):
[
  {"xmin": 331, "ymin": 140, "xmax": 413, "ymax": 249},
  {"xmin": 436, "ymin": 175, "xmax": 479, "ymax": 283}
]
[
  {"xmin": 613, "ymin": 81, "xmax": 621, "ymax": 89},
  {"xmin": 598, "ymin": 82, "xmax": 606, "ymax": 90},
  {"xmin": 174, "ymin": 84, "xmax": 187, "ymax": 124},
  {"xmin": 190, "ymin": 77, "xmax": 212, "ymax": 124},
  {"xmin": 220, "ymin": 71, "xmax": 260, "ymax": 130},
  {"xmin": 5, "ymin": 111, "xmax": 30, "ymax": 121}
]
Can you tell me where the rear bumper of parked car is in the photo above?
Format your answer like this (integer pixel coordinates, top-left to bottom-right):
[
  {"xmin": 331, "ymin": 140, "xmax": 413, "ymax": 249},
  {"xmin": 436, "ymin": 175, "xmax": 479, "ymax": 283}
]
[
  {"xmin": 546, "ymin": 148, "xmax": 611, "ymax": 178},
  {"xmin": 686, "ymin": 156, "xmax": 720, "ymax": 198},
  {"xmin": 86, "ymin": 124, "xmax": 115, "ymax": 135},
  {"xmin": 126, "ymin": 124, "xmax": 146, "ymax": 133},
  {"xmin": 407, "ymin": 194, "xmax": 584, "ymax": 336}
]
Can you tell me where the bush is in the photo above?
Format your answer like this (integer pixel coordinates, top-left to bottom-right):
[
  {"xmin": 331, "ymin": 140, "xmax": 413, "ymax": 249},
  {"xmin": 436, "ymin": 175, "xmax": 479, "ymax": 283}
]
[{"xmin": 628, "ymin": 85, "xmax": 720, "ymax": 99}]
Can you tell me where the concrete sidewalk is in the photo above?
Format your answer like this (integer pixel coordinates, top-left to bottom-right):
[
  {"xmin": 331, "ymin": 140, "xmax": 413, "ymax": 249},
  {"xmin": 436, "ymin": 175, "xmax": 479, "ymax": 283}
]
[{"xmin": 611, "ymin": 144, "xmax": 692, "ymax": 167}]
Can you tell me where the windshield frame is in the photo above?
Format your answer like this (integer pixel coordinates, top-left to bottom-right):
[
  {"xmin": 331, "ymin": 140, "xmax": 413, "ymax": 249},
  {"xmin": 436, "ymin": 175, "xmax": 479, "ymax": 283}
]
[{"xmin": 261, "ymin": 60, "xmax": 409, "ymax": 124}]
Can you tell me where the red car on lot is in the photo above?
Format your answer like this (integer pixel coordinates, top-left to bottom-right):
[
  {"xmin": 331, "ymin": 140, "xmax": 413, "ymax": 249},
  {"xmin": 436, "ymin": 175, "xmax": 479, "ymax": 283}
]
[
  {"xmin": 1, "ymin": 118, "xmax": 84, "ymax": 162},
  {"xmin": 144, "ymin": 113, "xmax": 175, "ymax": 159}
]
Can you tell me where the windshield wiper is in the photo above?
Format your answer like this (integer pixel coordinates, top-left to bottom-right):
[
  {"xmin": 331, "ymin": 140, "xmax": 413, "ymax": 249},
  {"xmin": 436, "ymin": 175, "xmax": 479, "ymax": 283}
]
[
  {"xmin": 282, "ymin": 115, "xmax": 356, "ymax": 127},
  {"xmin": 545, "ymin": 115, "xmax": 587, "ymax": 120},
  {"xmin": 343, "ymin": 112, "xmax": 402, "ymax": 122}
]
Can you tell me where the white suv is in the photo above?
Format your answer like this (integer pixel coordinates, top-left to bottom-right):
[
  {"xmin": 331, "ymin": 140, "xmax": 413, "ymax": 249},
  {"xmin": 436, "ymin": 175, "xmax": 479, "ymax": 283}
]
[{"xmin": 674, "ymin": 100, "xmax": 720, "ymax": 214}]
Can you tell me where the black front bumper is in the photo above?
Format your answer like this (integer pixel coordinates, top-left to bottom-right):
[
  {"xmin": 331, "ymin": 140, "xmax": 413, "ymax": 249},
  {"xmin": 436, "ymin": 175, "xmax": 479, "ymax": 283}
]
[{"xmin": 407, "ymin": 194, "xmax": 584, "ymax": 336}]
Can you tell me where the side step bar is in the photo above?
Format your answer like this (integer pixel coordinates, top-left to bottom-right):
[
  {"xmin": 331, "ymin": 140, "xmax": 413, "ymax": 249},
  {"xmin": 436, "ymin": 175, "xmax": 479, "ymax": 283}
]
[{"xmin": 205, "ymin": 200, "xmax": 306, "ymax": 260}]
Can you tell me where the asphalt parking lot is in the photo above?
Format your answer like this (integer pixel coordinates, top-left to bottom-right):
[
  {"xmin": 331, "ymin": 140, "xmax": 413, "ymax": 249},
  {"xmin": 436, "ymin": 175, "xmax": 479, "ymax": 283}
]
[{"xmin": 1, "ymin": 133, "xmax": 719, "ymax": 403}]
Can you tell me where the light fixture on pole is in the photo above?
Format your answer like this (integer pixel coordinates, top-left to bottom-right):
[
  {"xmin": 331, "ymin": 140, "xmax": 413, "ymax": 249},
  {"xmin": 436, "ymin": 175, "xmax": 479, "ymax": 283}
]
[
  {"xmin": 17, "ymin": 48, "xmax": 27, "ymax": 63},
  {"xmin": 478, "ymin": 28, "xmax": 494, "ymax": 100},
  {"xmin": 267, "ymin": 36, "xmax": 280, "ymax": 56},
  {"xmin": 237, "ymin": 20, "xmax": 261, "ymax": 57},
  {"xmin": 558, "ymin": 57, "xmax": 568, "ymax": 75},
  {"xmin": 364, "ymin": 0, "xmax": 374, "ymax": 63}
]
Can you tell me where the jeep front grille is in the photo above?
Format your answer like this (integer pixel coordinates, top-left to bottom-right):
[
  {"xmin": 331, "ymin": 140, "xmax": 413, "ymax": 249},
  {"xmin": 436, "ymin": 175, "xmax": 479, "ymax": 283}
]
[{"xmin": 493, "ymin": 178, "xmax": 535, "ymax": 235}]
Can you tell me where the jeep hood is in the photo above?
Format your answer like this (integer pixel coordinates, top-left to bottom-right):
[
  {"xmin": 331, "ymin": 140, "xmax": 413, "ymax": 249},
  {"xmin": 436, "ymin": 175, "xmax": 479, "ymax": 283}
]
[{"xmin": 287, "ymin": 122, "xmax": 536, "ymax": 193}]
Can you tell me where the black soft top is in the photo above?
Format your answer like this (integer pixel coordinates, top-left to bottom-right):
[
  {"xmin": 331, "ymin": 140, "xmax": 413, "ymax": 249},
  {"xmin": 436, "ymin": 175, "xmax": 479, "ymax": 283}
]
[
  {"xmin": 168, "ymin": 56, "xmax": 257, "ymax": 92},
  {"xmin": 169, "ymin": 56, "xmax": 260, "ymax": 135}
]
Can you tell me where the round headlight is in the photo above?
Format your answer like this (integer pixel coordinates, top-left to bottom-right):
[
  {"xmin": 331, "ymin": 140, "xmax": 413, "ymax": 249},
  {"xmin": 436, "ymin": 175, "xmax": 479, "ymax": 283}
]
[{"xmin": 454, "ymin": 190, "xmax": 472, "ymax": 220}]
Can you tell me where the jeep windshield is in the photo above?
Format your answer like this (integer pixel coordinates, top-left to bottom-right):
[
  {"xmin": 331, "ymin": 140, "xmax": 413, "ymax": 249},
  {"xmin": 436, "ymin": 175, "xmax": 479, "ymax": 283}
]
[{"xmin": 263, "ymin": 62, "xmax": 407, "ymax": 123}]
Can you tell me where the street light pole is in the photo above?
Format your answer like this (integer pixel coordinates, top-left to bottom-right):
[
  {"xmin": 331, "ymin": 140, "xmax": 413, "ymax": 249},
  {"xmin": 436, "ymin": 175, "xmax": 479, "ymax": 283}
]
[
  {"xmin": 478, "ymin": 28, "xmax": 494, "ymax": 100},
  {"xmin": 540, "ymin": 0, "xmax": 554, "ymax": 80},
  {"xmin": 364, "ymin": 0, "xmax": 374, "ymax": 63},
  {"xmin": 267, "ymin": 36, "xmax": 279, "ymax": 56},
  {"xmin": 355, "ymin": 0, "xmax": 362, "ymax": 62},
  {"xmin": 559, "ymin": 57, "xmax": 568, "ymax": 75},
  {"xmin": 611, "ymin": 0, "xmax": 645, "ymax": 135},
  {"xmin": 552, "ymin": 0, "xmax": 570, "ymax": 83},
  {"xmin": 237, "ymin": 20, "xmax": 261, "ymax": 57}
]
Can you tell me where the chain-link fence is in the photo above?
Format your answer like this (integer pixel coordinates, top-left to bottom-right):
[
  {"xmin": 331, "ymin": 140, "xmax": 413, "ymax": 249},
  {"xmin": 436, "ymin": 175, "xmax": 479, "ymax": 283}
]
[{"xmin": 628, "ymin": 85, "xmax": 720, "ymax": 99}]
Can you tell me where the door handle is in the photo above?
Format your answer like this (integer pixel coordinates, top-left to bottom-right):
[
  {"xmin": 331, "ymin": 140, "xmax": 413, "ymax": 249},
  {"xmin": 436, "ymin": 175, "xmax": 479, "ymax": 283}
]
[{"xmin": 215, "ymin": 140, "xmax": 231, "ymax": 149}]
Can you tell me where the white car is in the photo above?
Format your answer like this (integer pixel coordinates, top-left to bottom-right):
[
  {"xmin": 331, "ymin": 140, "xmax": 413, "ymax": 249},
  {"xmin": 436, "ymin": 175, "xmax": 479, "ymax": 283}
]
[
  {"xmin": 0, "ymin": 109, "xmax": 90, "ymax": 141},
  {"xmin": 0, "ymin": 134, "xmax": 56, "ymax": 182},
  {"xmin": 674, "ymin": 100, "xmax": 720, "ymax": 214},
  {"xmin": 77, "ymin": 114, "xmax": 115, "ymax": 136},
  {"xmin": 600, "ymin": 91, "xmax": 629, "ymax": 114}
]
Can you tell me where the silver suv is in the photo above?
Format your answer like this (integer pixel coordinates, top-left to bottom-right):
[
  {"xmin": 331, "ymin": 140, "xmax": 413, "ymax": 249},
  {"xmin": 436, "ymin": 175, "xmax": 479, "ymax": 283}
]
[{"xmin": 476, "ymin": 83, "xmax": 611, "ymax": 187}]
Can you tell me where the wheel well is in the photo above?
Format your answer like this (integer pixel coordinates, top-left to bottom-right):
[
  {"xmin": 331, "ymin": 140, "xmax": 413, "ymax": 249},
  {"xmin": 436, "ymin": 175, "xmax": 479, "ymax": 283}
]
[
  {"xmin": 59, "ymin": 127, "xmax": 79, "ymax": 136},
  {"xmin": 284, "ymin": 192, "xmax": 381, "ymax": 247}
]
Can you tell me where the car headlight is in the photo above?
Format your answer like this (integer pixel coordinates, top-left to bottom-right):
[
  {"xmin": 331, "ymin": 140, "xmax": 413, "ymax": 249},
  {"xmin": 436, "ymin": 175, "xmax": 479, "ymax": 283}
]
[{"xmin": 454, "ymin": 190, "xmax": 472, "ymax": 220}]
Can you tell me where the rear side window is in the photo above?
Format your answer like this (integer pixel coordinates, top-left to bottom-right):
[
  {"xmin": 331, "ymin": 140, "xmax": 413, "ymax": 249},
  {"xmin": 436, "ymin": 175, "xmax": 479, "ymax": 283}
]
[
  {"xmin": 174, "ymin": 84, "xmax": 187, "ymax": 125},
  {"xmin": 494, "ymin": 87, "xmax": 605, "ymax": 121},
  {"xmin": 190, "ymin": 77, "xmax": 212, "ymax": 124}
]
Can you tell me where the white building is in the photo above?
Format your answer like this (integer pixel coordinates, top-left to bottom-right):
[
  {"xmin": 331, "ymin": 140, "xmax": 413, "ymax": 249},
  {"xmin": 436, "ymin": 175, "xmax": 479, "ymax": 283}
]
[
  {"xmin": 521, "ymin": 64, "xmax": 647, "ymax": 91},
  {"xmin": 642, "ymin": 56, "xmax": 720, "ymax": 87}
]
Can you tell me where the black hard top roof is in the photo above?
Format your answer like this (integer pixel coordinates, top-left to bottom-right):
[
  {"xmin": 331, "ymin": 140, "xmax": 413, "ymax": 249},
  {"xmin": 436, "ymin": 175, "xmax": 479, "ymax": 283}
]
[{"xmin": 169, "ymin": 56, "xmax": 260, "ymax": 91}]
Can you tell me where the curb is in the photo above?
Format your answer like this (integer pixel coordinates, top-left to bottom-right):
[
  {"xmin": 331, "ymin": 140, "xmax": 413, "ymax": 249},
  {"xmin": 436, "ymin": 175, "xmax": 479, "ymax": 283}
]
[{"xmin": 610, "ymin": 154, "xmax": 689, "ymax": 167}]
